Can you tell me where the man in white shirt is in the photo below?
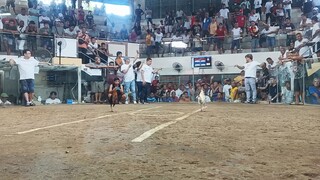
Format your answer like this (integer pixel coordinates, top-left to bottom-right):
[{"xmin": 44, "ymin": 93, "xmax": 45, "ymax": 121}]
[
  {"xmin": 260, "ymin": 24, "xmax": 279, "ymax": 51},
  {"xmin": 254, "ymin": 0, "xmax": 262, "ymax": 17},
  {"xmin": 88, "ymin": 37, "xmax": 98, "ymax": 59},
  {"xmin": 249, "ymin": 9, "xmax": 260, "ymax": 23},
  {"xmin": 299, "ymin": 14, "xmax": 312, "ymax": 33},
  {"xmin": 39, "ymin": 12, "xmax": 51, "ymax": 29},
  {"xmin": 283, "ymin": 0, "xmax": 292, "ymax": 19},
  {"xmin": 311, "ymin": 16, "xmax": 320, "ymax": 57},
  {"xmin": 140, "ymin": 58, "xmax": 160, "ymax": 104},
  {"xmin": 219, "ymin": 4, "xmax": 229, "ymax": 19},
  {"xmin": 16, "ymin": 7, "xmax": 29, "ymax": 28},
  {"xmin": 264, "ymin": 0, "xmax": 273, "ymax": 24},
  {"xmin": 154, "ymin": 28, "xmax": 164, "ymax": 57},
  {"xmin": 175, "ymin": 84, "xmax": 185, "ymax": 98},
  {"xmin": 64, "ymin": 25, "xmax": 77, "ymax": 38},
  {"xmin": 295, "ymin": 32, "xmax": 312, "ymax": 58},
  {"xmin": 45, "ymin": 91, "xmax": 61, "ymax": 105},
  {"xmin": 9, "ymin": 49, "xmax": 39, "ymax": 106},
  {"xmin": 231, "ymin": 22, "xmax": 242, "ymax": 53},
  {"xmin": 223, "ymin": 79, "xmax": 232, "ymax": 102},
  {"xmin": 235, "ymin": 54, "xmax": 261, "ymax": 103},
  {"xmin": 121, "ymin": 54, "xmax": 138, "ymax": 104}
]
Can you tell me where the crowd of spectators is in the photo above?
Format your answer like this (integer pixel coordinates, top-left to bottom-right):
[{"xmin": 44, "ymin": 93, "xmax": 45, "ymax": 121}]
[
  {"xmin": 136, "ymin": 0, "xmax": 320, "ymax": 57},
  {"xmin": 0, "ymin": 0, "xmax": 117, "ymax": 56}
]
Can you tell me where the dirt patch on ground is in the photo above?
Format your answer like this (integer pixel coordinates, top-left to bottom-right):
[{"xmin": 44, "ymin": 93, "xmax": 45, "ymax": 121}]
[{"xmin": 0, "ymin": 103, "xmax": 319, "ymax": 179}]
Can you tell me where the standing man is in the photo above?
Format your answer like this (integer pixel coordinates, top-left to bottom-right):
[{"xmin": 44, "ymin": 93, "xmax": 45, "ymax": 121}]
[
  {"xmin": 135, "ymin": 4, "xmax": 144, "ymax": 25},
  {"xmin": 121, "ymin": 52, "xmax": 139, "ymax": 104},
  {"xmin": 9, "ymin": 49, "xmax": 39, "ymax": 106},
  {"xmin": 86, "ymin": 57, "xmax": 106, "ymax": 104},
  {"xmin": 77, "ymin": 27, "xmax": 90, "ymax": 64},
  {"xmin": 140, "ymin": 58, "xmax": 160, "ymax": 104},
  {"xmin": 235, "ymin": 54, "xmax": 261, "ymax": 103}
]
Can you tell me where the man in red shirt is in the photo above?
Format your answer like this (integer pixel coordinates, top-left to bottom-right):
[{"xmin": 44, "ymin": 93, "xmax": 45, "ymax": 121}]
[{"xmin": 236, "ymin": 10, "xmax": 246, "ymax": 33}]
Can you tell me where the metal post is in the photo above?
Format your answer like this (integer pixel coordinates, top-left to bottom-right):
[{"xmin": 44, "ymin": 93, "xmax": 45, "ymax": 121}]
[
  {"xmin": 77, "ymin": 66, "xmax": 82, "ymax": 103},
  {"xmin": 160, "ymin": 0, "xmax": 162, "ymax": 18}
]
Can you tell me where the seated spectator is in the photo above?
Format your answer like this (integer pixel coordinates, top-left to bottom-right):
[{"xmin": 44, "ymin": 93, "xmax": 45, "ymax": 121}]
[
  {"xmin": 39, "ymin": 11, "xmax": 51, "ymax": 29},
  {"xmin": 258, "ymin": 77, "xmax": 281, "ymax": 103},
  {"xmin": 45, "ymin": 91, "xmax": 61, "ymax": 105},
  {"xmin": 209, "ymin": 81, "xmax": 223, "ymax": 101},
  {"xmin": 120, "ymin": 24, "xmax": 128, "ymax": 40},
  {"xmin": 25, "ymin": 21, "xmax": 38, "ymax": 52},
  {"xmin": 89, "ymin": 24, "xmax": 99, "ymax": 38},
  {"xmin": 162, "ymin": 91, "xmax": 173, "ymax": 102},
  {"xmin": 86, "ymin": 10, "xmax": 94, "ymax": 28},
  {"xmin": 39, "ymin": 22, "xmax": 53, "ymax": 50},
  {"xmin": 64, "ymin": 25, "xmax": 77, "ymax": 38},
  {"xmin": 129, "ymin": 29, "xmax": 137, "ymax": 42},
  {"xmin": 299, "ymin": 14, "xmax": 312, "ymax": 38},
  {"xmin": 88, "ymin": 37, "xmax": 98, "ymax": 60},
  {"xmin": 171, "ymin": 91, "xmax": 179, "ymax": 102},
  {"xmin": 52, "ymin": 20, "xmax": 64, "ymax": 37},
  {"xmin": 223, "ymin": 79, "xmax": 232, "ymax": 102},
  {"xmin": 281, "ymin": 81, "xmax": 294, "ymax": 104},
  {"xmin": 175, "ymin": 84, "xmax": 185, "ymax": 98},
  {"xmin": 147, "ymin": 92, "xmax": 157, "ymax": 103},
  {"xmin": 0, "ymin": 93, "xmax": 12, "ymax": 106},
  {"xmin": 234, "ymin": 70, "xmax": 245, "ymax": 85},
  {"xmin": 98, "ymin": 42, "xmax": 112, "ymax": 62},
  {"xmin": 230, "ymin": 81, "xmax": 239, "ymax": 102},
  {"xmin": 308, "ymin": 78, "xmax": 320, "ymax": 104},
  {"xmin": 179, "ymin": 91, "xmax": 191, "ymax": 102},
  {"xmin": 3, "ymin": 19, "xmax": 18, "ymax": 55}
]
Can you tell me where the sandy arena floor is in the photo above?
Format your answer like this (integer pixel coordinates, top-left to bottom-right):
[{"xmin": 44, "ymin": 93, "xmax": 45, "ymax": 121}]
[{"xmin": 0, "ymin": 103, "xmax": 319, "ymax": 179}]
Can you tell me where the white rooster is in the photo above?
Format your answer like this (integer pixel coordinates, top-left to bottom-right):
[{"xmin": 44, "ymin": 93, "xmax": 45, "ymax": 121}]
[{"xmin": 198, "ymin": 86, "xmax": 206, "ymax": 112}]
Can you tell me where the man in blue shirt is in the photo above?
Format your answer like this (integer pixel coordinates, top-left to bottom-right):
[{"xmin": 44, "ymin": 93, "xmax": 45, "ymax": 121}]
[
  {"xmin": 202, "ymin": 12, "xmax": 211, "ymax": 38},
  {"xmin": 308, "ymin": 78, "xmax": 320, "ymax": 104}
]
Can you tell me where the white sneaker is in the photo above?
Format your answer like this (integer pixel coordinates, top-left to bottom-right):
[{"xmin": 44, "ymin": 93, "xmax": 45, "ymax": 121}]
[
  {"xmin": 125, "ymin": 101, "xmax": 129, "ymax": 104},
  {"xmin": 133, "ymin": 101, "xmax": 137, "ymax": 104}
]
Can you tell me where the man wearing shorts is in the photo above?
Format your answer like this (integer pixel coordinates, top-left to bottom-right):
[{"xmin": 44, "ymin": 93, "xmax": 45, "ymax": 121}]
[
  {"xmin": 9, "ymin": 49, "xmax": 39, "ymax": 106},
  {"xmin": 86, "ymin": 57, "xmax": 106, "ymax": 103}
]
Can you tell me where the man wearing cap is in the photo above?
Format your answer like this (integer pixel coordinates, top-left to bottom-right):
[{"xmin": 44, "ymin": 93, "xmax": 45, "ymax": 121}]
[
  {"xmin": 121, "ymin": 51, "xmax": 139, "ymax": 104},
  {"xmin": 235, "ymin": 54, "xmax": 262, "ymax": 103},
  {"xmin": 9, "ymin": 49, "xmax": 39, "ymax": 106},
  {"xmin": 0, "ymin": 93, "xmax": 12, "ymax": 106}
]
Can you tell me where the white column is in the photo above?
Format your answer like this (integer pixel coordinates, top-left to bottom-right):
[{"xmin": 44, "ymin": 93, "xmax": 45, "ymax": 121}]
[{"xmin": 77, "ymin": 66, "xmax": 82, "ymax": 103}]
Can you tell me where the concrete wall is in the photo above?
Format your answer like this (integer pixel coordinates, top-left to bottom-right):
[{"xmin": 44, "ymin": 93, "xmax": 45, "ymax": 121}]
[{"xmin": 146, "ymin": 51, "xmax": 282, "ymax": 76}]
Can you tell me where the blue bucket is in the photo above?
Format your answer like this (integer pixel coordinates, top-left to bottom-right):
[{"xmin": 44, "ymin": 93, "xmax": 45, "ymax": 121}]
[{"xmin": 66, "ymin": 99, "xmax": 73, "ymax": 104}]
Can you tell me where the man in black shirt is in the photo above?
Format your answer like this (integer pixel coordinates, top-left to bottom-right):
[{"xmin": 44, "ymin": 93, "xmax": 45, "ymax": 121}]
[{"xmin": 135, "ymin": 4, "xmax": 144, "ymax": 25}]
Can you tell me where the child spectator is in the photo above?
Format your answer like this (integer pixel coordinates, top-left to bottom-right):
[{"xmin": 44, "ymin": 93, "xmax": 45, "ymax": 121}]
[
  {"xmin": 147, "ymin": 92, "xmax": 157, "ymax": 103},
  {"xmin": 230, "ymin": 81, "xmax": 239, "ymax": 102},
  {"xmin": 282, "ymin": 81, "xmax": 294, "ymax": 104},
  {"xmin": 223, "ymin": 79, "xmax": 232, "ymax": 102},
  {"xmin": 163, "ymin": 91, "xmax": 173, "ymax": 102},
  {"xmin": 171, "ymin": 91, "xmax": 179, "ymax": 102},
  {"xmin": 45, "ymin": 91, "xmax": 61, "ymax": 105},
  {"xmin": 230, "ymin": 22, "xmax": 242, "ymax": 54},
  {"xmin": 179, "ymin": 92, "xmax": 191, "ymax": 102}
]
